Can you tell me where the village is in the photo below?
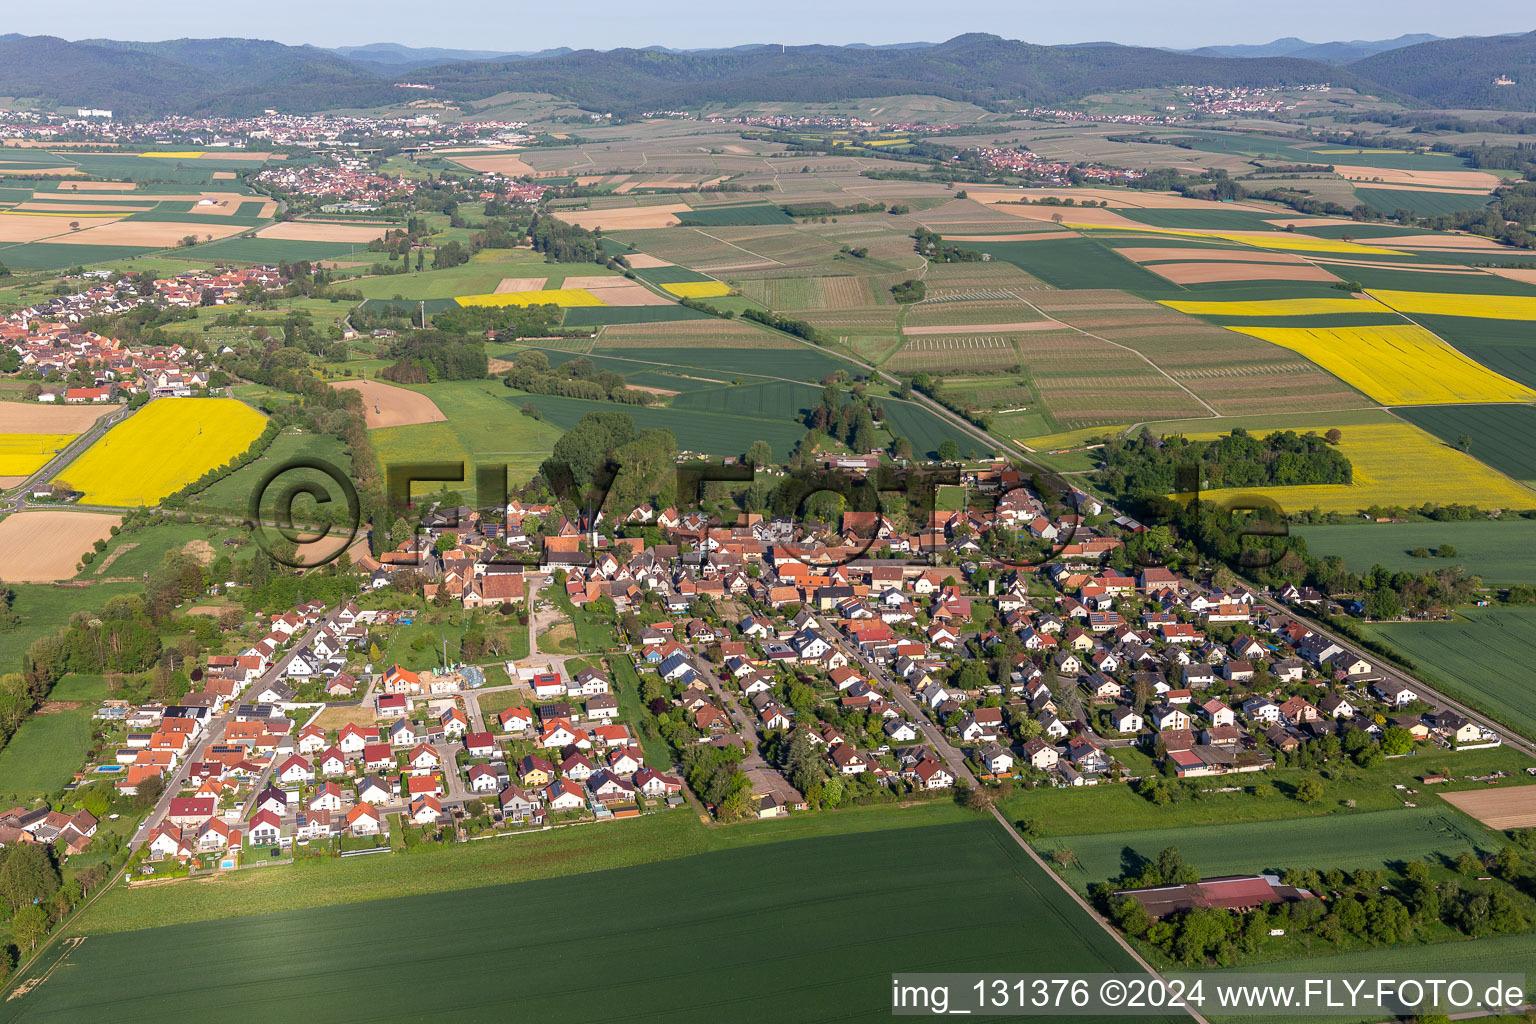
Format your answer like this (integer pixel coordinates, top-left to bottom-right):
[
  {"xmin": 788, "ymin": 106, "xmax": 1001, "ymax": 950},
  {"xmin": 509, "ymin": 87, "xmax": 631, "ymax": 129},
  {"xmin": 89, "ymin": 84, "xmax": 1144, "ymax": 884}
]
[
  {"xmin": 0, "ymin": 265, "xmax": 290, "ymax": 404},
  {"xmin": 1, "ymin": 456, "xmax": 1507, "ymax": 884}
]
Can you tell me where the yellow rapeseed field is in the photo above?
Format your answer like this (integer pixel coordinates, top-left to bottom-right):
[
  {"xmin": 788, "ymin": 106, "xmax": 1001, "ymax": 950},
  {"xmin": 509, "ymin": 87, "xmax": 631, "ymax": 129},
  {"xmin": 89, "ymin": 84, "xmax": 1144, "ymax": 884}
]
[
  {"xmin": 1225, "ymin": 324, "xmax": 1536, "ymax": 405},
  {"xmin": 64, "ymin": 398, "xmax": 266, "ymax": 506},
  {"xmin": 1368, "ymin": 290, "xmax": 1536, "ymax": 320},
  {"xmin": 1161, "ymin": 296, "xmax": 1393, "ymax": 317},
  {"xmin": 456, "ymin": 289, "xmax": 604, "ymax": 307},
  {"xmin": 139, "ymin": 152, "xmax": 205, "ymax": 159},
  {"xmin": 661, "ymin": 281, "xmax": 732, "ymax": 298},
  {"xmin": 1021, "ymin": 425, "xmax": 1128, "ymax": 451},
  {"xmin": 1175, "ymin": 422, "xmax": 1536, "ymax": 513},
  {"xmin": 0, "ymin": 433, "xmax": 75, "ymax": 475},
  {"xmin": 1067, "ymin": 224, "xmax": 1400, "ymax": 255}
]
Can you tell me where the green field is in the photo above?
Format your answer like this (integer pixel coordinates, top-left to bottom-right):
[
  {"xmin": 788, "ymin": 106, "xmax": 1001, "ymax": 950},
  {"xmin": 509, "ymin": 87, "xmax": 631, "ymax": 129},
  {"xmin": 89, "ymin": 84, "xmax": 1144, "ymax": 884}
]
[
  {"xmin": 587, "ymin": 343, "xmax": 847, "ymax": 383},
  {"xmin": 517, "ymin": 389, "xmax": 808, "ymax": 460},
  {"xmin": 1355, "ymin": 187, "xmax": 1492, "ymax": 218},
  {"xmin": 962, "ymin": 236, "xmax": 1174, "ymax": 292},
  {"xmin": 0, "ymin": 582, "xmax": 141, "ymax": 675},
  {"xmin": 10, "ymin": 816, "xmax": 1164, "ymax": 1024},
  {"xmin": 1366, "ymin": 605, "xmax": 1536, "ymax": 741},
  {"xmin": 1396, "ymin": 404, "xmax": 1536, "ymax": 482},
  {"xmin": 0, "ymin": 706, "xmax": 94, "ymax": 803},
  {"xmin": 1035, "ymin": 806, "xmax": 1498, "ymax": 894},
  {"xmin": 0, "ymin": 242, "xmax": 152, "ymax": 269},
  {"xmin": 191, "ymin": 430, "xmax": 354, "ymax": 515},
  {"xmin": 1295, "ymin": 520, "xmax": 1536, "ymax": 584},
  {"xmin": 669, "ymin": 379, "xmax": 818, "ymax": 419},
  {"xmin": 370, "ymin": 378, "xmax": 564, "ymax": 488},
  {"xmin": 168, "ymin": 236, "xmax": 373, "ymax": 264},
  {"xmin": 561, "ymin": 304, "xmax": 709, "ymax": 326},
  {"xmin": 677, "ymin": 202, "xmax": 794, "ymax": 226}
]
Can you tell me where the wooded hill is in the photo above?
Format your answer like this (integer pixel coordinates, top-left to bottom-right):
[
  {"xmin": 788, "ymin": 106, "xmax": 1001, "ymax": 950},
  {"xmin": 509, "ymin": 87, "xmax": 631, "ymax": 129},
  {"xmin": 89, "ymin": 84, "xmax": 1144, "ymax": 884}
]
[{"xmin": 1, "ymin": 29, "xmax": 1534, "ymax": 118}]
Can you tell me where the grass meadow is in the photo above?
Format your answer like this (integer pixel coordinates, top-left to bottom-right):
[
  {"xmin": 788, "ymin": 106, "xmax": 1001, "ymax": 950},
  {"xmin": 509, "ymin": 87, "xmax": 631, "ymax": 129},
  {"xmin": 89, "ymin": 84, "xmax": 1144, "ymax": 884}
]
[{"xmin": 0, "ymin": 706, "xmax": 95, "ymax": 803}]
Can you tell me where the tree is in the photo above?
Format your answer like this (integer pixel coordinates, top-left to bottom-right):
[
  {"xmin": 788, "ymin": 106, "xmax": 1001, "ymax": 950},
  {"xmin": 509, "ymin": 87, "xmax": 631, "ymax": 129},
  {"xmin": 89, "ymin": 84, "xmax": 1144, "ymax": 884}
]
[
  {"xmin": 10, "ymin": 902, "xmax": 47, "ymax": 951},
  {"xmin": 0, "ymin": 844, "xmax": 61, "ymax": 911},
  {"xmin": 746, "ymin": 440, "xmax": 772, "ymax": 470},
  {"xmin": 1456, "ymin": 434, "xmax": 1472, "ymax": 453},
  {"xmin": 1324, "ymin": 428, "xmax": 1343, "ymax": 444},
  {"xmin": 937, "ymin": 439, "xmax": 960, "ymax": 463},
  {"xmin": 1380, "ymin": 725, "xmax": 1415, "ymax": 756},
  {"xmin": 1292, "ymin": 777, "xmax": 1325, "ymax": 803}
]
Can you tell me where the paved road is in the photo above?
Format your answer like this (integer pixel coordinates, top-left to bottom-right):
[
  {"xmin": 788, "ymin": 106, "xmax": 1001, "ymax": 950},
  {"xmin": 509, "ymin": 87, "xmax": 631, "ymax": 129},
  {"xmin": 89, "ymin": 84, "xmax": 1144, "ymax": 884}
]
[{"xmin": 129, "ymin": 607, "xmax": 343, "ymax": 850}]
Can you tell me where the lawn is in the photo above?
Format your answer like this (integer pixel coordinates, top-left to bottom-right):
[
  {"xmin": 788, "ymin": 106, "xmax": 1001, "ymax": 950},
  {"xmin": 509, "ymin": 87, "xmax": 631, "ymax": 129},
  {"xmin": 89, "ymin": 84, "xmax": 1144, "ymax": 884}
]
[
  {"xmin": 0, "ymin": 706, "xmax": 95, "ymax": 803},
  {"xmin": 1294, "ymin": 520, "xmax": 1536, "ymax": 585},
  {"xmin": 1366, "ymin": 605, "xmax": 1536, "ymax": 741},
  {"xmin": 17, "ymin": 816, "xmax": 1167, "ymax": 1024},
  {"xmin": 1034, "ymin": 806, "xmax": 1499, "ymax": 894},
  {"xmin": 609, "ymin": 655, "xmax": 672, "ymax": 767},
  {"xmin": 63, "ymin": 398, "xmax": 267, "ymax": 506}
]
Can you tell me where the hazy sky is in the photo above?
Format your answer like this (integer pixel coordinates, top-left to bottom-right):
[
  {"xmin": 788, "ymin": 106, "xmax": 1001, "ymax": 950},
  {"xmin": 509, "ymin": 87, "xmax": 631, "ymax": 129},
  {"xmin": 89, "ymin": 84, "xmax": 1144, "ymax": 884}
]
[{"xmin": 10, "ymin": 1, "xmax": 1532, "ymax": 52}]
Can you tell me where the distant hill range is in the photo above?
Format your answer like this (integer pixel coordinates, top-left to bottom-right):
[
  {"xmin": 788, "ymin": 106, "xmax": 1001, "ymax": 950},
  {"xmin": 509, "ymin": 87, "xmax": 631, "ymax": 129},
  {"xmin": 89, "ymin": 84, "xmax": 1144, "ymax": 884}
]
[
  {"xmin": 1176, "ymin": 34, "xmax": 1441, "ymax": 64},
  {"xmin": 0, "ymin": 29, "xmax": 1530, "ymax": 118}
]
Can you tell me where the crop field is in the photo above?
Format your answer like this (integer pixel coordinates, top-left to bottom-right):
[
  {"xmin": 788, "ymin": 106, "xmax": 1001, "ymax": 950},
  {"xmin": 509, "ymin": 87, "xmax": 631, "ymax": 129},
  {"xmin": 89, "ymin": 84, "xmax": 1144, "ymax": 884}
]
[
  {"xmin": 588, "ymin": 342, "xmax": 847, "ymax": 383},
  {"xmin": 735, "ymin": 275, "xmax": 886, "ymax": 310},
  {"xmin": 1296, "ymin": 520, "xmax": 1536, "ymax": 585},
  {"xmin": 7, "ymin": 818, "xmax": 1164, "ymax": 1024},
  {"xmin": 1366, "ymin": 604, "xmax": 1536, "ymax": 740},
  {"xmin": 661, "ymin": 281, "xmax": 731, "ymax": 298},
  {"xmin": 515, "ymin": 389, "xmax": 812, "ymax": 458},
  {"xmin": 1035, "ymin": 807, "xmax": 1496, "ymax": 894},
  {"xmin": 561, "ymin": 305, "xmax": 713, "ymax": 327},
  {"xmin": 963, "ymin": 236, "xmax": 1174, "ymax": 291},
  {"xmin": 677, "ymin": 202, "xmax": 793, "ymax": 225},
  {"xmin": 1028, "ymin": 295, "xmax": 1373, "ymax": 416},
  {"xmin": 456, "ymin": 288, "xmax": 604, "ymax": 307},
  {"xmin": 1408, "ymin": 314, "xmax": 1536, "ymax": 392},
  {"xmin": 1395, "ymin": 404, "xmax": 1536, "ymax": 482},
  {"xmin": 1225, "ymin": 324, "xmax": 1536, "ymax": 405},
  {"xmin": 1439, "ymin": 787, "xmax": 1536, "ymax": 830},
  {"xmin": 0, "ymin": 510, "xmax": 120, "ymax": 582},
  {"xmin": 1369, "ymin": 289, "xmax": 1536, "ymax": 319},
  {"xmin": 1009, "ymin": 331, "xmax": 1207, "ymax": 428},
  {"xmin": 62, "ymin": 398, "xmax": 266, "ymax": 506},
  {"xmin": 886, "ymin": 333, "xmax": 1032, "ymax": 372},
  {"xmin": 669, "ymin": 380, "xmax": 818, "ymax": 420},
  {"xmin": 330, "ymin": 379, "xmax": 447, "ymax": 428},
  {"xmin": 0, "ymin": 706, "xmax": 96, "ymax": 804},
  {"xmin": 1162, "ymin": 296, "xmax": 1394, "ymax": 318},
  {"xmin": 0, "ymin": 432, "xmax": 74, "ymax": 474},
  {"xmin": 1355, "ymin": 187, "xmax": 1492, "ymax": 218},
  {"xmin": 1175, "ymin": 421, "xmax": 1536, "ymax": 514},
  {"xmin": 165, "ymin": 236, "xmax": 371, "ymax": 264},
  {"xmin": 594, "ymin": 319, "xmax": 793, "ymax": 348}
]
